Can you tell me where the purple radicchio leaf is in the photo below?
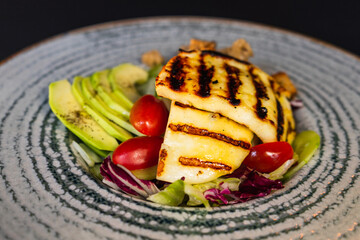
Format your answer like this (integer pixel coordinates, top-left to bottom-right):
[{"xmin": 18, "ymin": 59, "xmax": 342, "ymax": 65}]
[
  {"xmin": 204, "ymin": 168, "xmax": 283, "ymax": 205},
  {"xmin": 115, "ymin": 163, "xmax": 159, "ymax": 196},
  {"xmin": 204, "ymin": 188, "xmax": 229, "ymax": 205},
  {"xmin": 100, "ymin": 156, "xmax": 141, "ymax": 197},
  {"xmin": 100, "ymin": 156, "xmax": 159, "ymax": 198},
  {"xmin": 226, "ymin": 171, "xmax": 283, "ymax": 204},
  {"xmin": 203, "ymin": 179, "xmax": 236, "ymax": 205},
  {"xmin": 218, "ymin": 182, "xmax": 233, "ymax": 194}
]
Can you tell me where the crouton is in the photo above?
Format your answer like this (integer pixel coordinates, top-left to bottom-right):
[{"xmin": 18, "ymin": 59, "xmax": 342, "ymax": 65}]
[
  {"xmin": 271, "ymin": 72, "xmax": 297, "ymax": 99},
  {"xmin": 141, "ymin": 50, "xmax": 164, "ymax": 67},
  {"xmin": 183, "ymin": 38, "xmax": 217, "ymax": 51},
  {"xmin": 220, "ymin": 39, "xmax": 253, "ymax": 61}
]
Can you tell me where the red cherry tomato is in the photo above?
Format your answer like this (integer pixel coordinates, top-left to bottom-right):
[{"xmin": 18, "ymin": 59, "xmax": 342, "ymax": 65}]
[
  {"xmin": 242, "ymin": 142, "xmax": 294, "ymax": 173},
  {"xmin": 112, "ymin": 136, "xmax": 163, "ymax": 170},
  {"xmin": 130, "ymin": 95, "xmax": 169, "ymax": 136}
]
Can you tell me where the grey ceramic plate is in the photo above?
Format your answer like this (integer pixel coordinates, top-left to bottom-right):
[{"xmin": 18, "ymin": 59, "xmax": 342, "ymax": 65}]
[{"xmin": 0, "ymin": 17, "xmax": 359, "ymax": 240}]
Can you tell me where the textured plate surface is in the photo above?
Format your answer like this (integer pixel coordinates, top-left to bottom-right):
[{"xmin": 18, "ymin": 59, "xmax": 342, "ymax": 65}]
[{"xmin": 0, "ymin": 17, "xmax": 359, "ymax": 240}]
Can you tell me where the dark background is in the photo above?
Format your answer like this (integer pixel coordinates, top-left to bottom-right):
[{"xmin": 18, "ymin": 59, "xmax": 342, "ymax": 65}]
[{"xmin": 1, "ymin": 0, "xmax": 360, "ymax": 61}]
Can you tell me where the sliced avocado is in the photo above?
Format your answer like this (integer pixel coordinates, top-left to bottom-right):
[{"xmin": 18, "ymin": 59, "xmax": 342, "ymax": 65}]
[
  {"xmin": 48, "ymin": 79, "xmax": 118, "ymax": 151},
  {"xmin": 69, "ymin": 131, "xmax": 109, "ymax": 158},
  {"xmin": 108, "ymin": 63, "xmax": 148, "ymax": 103},
  {"xmin": 82, "ymin": 76, "xmax": 130, "ymax": 119},
  {"xmin": 81, "ymin": 77, "xmax": 142, "ymax": 136},
  {"xmin": 72, "ymin": 76, "xmax": 133, "ymax": 142},
  {"xmin": 72, "ymin": 76, "xmax": 86, "ymax": 106},
  {"xmin": 137, "ymin": 64, "xmax": 163, "ymax": 96},
  {"xmin": 90, "ymin": 70, "xmax": 132, "ymax": 114},
  {"xmin": 83, "ymin": 105, "xmax": 132, "ymax": 142},
  {"xmin": 90, "ymin": 69, "xmax": 111, "ymax": 92},
  {"xmin": 111, "ymin": 88, "xmax": 134, "ymax": 110},
  {"xmin": 96, "ymin": 87, "xmax": 131, "ymax": 114}
]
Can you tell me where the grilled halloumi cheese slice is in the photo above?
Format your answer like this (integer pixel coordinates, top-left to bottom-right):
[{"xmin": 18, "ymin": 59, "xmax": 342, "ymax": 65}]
[
  {"xmin": 157, "ymin": 101, "xmax": 253, "ymax": 184},
  {"xmin": 271, "ymin": 76, "xmax": 296, "ymax": 143},
  {"xmin": 156, "ymin": 50, "xmax": 295, "ymax": 143}
]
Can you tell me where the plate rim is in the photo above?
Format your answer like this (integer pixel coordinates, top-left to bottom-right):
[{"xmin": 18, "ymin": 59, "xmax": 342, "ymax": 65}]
[
  {"xmin": 0, "ymin": 15, "xmax": 359, "ymax": 240},
  {"xmin": 1, "ymin": 16, "xmax": 359, "ymax": 67}
]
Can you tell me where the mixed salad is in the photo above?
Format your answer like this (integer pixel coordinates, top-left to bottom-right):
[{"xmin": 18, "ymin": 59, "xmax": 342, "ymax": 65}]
[{"xmin": 49, "ymin": 39, "xmax": 320, "ymax": 209}]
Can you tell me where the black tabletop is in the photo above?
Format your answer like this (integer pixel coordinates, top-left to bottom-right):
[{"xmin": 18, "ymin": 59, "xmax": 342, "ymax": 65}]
[{"xmin": 1, "ymin": 0, "xmax": 359, "ymax": 61}]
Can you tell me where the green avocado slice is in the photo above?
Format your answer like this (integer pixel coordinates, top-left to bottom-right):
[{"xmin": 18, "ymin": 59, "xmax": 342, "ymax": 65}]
[
  {"xmin": 72, "ymin": 76, "xmax": 134, "ymax": 142},
  {"xmin": 81, "ymin": 77, "xmax": 142, "ymax": 136},
  {"xmin": 48, "ymin": 79, "xmax": 118, "ymax": 151},
  {"xmin": 108, "ymin": 63, "xmax": 148, "ymax": 103},
  {"xmin": 90, "ymin": 69, "xmax": 111, "ymax": 92},
  {"xmin": 90, "ymin": 70, "xmax": 132, "ymax": 115}
]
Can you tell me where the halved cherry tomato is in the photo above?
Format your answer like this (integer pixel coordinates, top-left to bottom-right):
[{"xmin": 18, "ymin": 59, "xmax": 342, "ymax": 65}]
[
  {"xmin": 130, "ymin": 95, "xmax": 169, "ymax": 136},
  {"xmin": 242, "ymin": 142, "xmax": 294, "ymax": 173},
  {"xmin": 112, "ymin": 136, "xmax": 163, "ymax": 171}
]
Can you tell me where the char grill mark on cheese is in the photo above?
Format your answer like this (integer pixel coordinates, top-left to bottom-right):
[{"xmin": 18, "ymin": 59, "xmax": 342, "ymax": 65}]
[
  {"xmin": 178, "ymin": 157, "xmax": 232, "ymax": 171},
  {"xmin": 200, "ymin": 50, "xmax": 251, "ymax": 66},
  {"xmin": 157, "ymin": 149, "xmax": 167, "ymax": 176},
  {"xmin": 167, "ymin": 56, "xmax": 187, "ymax": 91},
  {"xmin": 249, "ymin": 66, "xmax": 269, "ymax": 120},
  {"xmin": 224, "ymin": 63, "xmax": 242, "ymax": 106},
  {"xmin": 168, "ymin": 123, "xmax": 251, "ymax": 149},
  {"xmin": 197, "ymin": 53, "xmax": 215, "ymax": 97},
  {"xmin": 174, "ymin": 101, "xmax": 197, "ymax": 110},
  {"xmin": 256, "ymin": 101, "xmax": 268, "ymax": 120},
  {"xmin": 276, "ymin": 99, "xmax": 285, "ymax": 141}
]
